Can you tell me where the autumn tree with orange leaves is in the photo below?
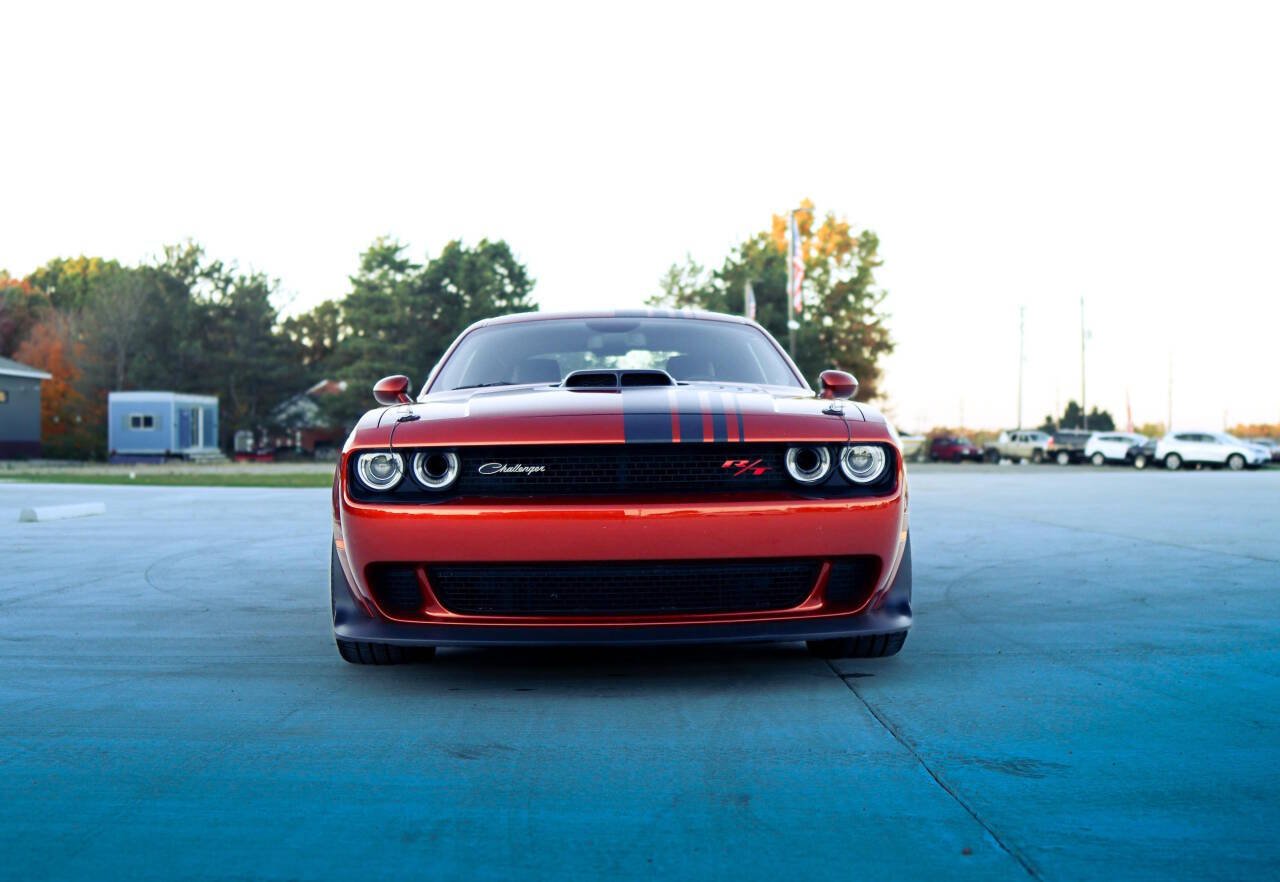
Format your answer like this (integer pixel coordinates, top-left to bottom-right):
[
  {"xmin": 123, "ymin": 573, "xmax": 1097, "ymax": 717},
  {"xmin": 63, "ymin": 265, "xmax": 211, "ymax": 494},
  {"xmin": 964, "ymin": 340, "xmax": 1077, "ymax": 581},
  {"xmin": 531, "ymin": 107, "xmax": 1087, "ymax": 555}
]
[
  {"xmin": 12, "ymin": 314, "xmax": 102, "ymax": 458},
  {"xmin": 650, "ymin": 199, "xmax": 894, "ymax": 400}
]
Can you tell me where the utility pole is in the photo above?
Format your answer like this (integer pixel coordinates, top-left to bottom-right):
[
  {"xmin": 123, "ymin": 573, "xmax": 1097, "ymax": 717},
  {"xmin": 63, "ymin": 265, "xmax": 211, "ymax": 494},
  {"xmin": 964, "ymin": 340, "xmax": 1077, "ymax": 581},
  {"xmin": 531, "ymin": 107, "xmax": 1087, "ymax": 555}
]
[
  {"xmin": 1167, "ymin": 353, "xmax": 1173, "ymax": 432},
  {"xmin": 1017, "ymin": 306, "xmax": 1025, "ymax": 429},
  {"xmin": 1080, "ymin": 296, "xmax": 1087, "ymax": 431}
]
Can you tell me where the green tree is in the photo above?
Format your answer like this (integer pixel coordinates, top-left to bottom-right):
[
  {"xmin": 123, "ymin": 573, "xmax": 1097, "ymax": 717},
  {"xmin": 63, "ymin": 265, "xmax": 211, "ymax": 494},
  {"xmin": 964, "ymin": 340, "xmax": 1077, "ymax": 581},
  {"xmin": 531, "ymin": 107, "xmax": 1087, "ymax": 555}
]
[
  {"xmin": 328, "ymin": 237, "xmax": 536, "ymax": 422},
  {"xmin": 28, "ymin": 256, "xmax": 124, "ymax": 311},
  {"xmin": 1057, "ymin": 400, "xmax": 1115, "ymax": 431},
  {"xmin": 649, "ymin": 200, "xmax": 894, "ymax": 399},
  {"xmin": 195, "ymin": 265, "xmax": 307, "ymax": 445},
  {"xmin": 283, "ymin": 299, "xmax": 345, "ymax": 370}
]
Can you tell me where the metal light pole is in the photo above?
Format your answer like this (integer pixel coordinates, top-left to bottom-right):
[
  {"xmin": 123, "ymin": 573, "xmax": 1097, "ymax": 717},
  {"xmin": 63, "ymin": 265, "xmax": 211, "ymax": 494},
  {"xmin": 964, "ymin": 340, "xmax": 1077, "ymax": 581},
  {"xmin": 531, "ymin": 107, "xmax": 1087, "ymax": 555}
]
[
  {"xmin": 1017, "ymin": 306, "xmax": 1025, "ymax": 429},
  {"xmin": 1080, "ymin": 296, "xmax": 1087, "ymax": 430}
]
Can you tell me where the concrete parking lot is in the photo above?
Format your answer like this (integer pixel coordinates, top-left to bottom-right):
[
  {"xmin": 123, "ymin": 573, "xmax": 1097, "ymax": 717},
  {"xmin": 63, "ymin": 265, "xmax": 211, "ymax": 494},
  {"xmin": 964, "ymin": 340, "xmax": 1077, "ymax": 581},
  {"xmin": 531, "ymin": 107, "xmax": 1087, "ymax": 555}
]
[{"xmin": 1, "ymin": 468, "xmax": 1277, "ymax": 881}]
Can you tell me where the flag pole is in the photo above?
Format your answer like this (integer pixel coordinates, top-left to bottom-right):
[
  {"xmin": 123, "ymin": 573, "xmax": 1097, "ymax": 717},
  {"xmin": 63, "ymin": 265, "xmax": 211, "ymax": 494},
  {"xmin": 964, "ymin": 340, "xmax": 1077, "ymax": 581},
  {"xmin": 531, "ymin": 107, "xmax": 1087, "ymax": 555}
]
[
  {"xmin": 787, "ymin": 210, "xmax": 797, "ymax": 357},
  {"xmin": 787, "ymin": 207, "xmax": 805, "ymax": 359}
]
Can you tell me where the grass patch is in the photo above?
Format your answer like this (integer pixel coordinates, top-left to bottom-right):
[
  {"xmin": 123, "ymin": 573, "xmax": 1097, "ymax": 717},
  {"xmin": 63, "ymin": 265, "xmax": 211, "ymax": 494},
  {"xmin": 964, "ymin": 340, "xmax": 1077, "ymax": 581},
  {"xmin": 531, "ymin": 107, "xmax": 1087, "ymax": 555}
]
[{"xmin": 0, "ymin": 471, "xmax": 333, "ymax": 488}]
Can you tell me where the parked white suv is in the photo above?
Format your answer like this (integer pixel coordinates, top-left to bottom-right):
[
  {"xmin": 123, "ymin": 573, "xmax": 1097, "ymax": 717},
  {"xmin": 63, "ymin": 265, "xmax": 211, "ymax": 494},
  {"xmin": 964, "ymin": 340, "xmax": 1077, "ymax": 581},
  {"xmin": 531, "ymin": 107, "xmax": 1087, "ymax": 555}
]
[
  {"xmin": 1155, "ymin": 432, "xmax": 1270, "ymax": 471},
  {"xmin": 1085, "ymin": 432, "xmax": 1149, "ymax": 466}
]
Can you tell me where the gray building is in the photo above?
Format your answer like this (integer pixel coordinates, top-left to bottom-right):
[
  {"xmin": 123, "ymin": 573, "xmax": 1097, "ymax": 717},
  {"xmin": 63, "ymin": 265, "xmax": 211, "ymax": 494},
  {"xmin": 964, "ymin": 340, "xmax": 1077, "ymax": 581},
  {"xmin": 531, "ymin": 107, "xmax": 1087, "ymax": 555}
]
[{"xmin": 0, "ymin": 355, "xmax": 53, "ymax": 458}]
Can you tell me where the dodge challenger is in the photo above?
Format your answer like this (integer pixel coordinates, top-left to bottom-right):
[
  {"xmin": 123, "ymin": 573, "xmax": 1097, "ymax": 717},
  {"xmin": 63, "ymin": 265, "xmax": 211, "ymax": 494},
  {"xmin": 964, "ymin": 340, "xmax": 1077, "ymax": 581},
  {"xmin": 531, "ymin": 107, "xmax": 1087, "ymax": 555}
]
[{"xmin": 331, "ymin": 310, "xmax": 911, "ymax": 664}]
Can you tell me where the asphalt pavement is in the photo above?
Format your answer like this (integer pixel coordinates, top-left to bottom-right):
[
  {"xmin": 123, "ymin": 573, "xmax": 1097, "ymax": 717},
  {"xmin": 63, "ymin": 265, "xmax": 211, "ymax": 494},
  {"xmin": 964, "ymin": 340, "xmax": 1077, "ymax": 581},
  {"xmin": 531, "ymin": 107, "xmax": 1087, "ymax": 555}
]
[{"xmin": 1, "ymin": 467, "xmax": 1277, "ymax": 881}]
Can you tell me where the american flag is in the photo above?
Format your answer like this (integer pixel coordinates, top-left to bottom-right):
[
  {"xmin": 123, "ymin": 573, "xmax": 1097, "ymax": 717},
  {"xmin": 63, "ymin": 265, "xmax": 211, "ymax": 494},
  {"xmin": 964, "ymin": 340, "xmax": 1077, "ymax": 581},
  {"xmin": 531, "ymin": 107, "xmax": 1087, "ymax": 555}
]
[{"xmin": 789, "ymin": 213, "xmax": 804, "ymax": 315}]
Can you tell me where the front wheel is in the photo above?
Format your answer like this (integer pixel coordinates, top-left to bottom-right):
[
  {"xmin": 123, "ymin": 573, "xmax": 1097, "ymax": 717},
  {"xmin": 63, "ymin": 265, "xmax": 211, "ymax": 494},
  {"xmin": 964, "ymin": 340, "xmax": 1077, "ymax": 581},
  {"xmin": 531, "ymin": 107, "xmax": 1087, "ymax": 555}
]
[
  {"xmin": 985, "ymin": 449, "xmax": 1001, "ymax": 464},
  {"xmin": 1091, "ymin": 452, "xmax": 1106, "ymax": 466},
  {"xmin": 1227, "ymin": 453, "xmax": 1246, "ymax": 471},
  {"xmin": 1165, "ymin": 452, "xmax": 1184, "ymax": 471},
  {"xmin": 1133, "ymin": 453, "xmax": 1149, "ymax": 470},
  {"xmin": 1055, "ymin": 451, "xmax": 1071, "ymax": 466}
]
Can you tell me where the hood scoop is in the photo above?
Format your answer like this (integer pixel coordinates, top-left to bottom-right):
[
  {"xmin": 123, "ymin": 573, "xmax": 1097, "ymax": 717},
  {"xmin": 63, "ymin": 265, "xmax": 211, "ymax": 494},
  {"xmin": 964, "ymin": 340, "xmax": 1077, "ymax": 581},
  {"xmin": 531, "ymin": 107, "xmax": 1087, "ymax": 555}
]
[{"xmin": 562, "ymin": 369, "xmax": 677, "ymax": 391}]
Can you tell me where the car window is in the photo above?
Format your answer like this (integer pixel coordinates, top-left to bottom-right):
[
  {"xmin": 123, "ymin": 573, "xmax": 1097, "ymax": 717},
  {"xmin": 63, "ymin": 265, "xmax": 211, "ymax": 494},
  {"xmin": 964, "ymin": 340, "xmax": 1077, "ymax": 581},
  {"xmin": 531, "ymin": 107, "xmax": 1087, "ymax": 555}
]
[{"xmin": 431, "ymin": 317, "xmax": 803, "ymax": 391}]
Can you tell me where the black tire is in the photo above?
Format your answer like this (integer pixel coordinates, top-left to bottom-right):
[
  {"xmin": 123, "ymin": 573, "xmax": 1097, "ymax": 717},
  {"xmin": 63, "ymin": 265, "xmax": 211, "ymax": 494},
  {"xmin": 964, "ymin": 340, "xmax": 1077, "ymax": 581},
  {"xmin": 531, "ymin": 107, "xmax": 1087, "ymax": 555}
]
[
  {"xmin": 1133, "ymin": 453, "xmax": 1149, "ymax": 470},
  {"xmin": 808, "ymin": 631, "xmax": 908, "ymax": 659},
  {"xmin": 336, "ymin": 638, "xmax": 433, "ymax": 665},
  {"xmin": 1055, "ymin": 451, "xmax": 1071, "ymax": 466},
  {"xmin": 1226, "ymin": 453, "xmax": 1245, "ymax": 471},
  {"xmin": 985, "ymin": 449, "xmax": 1001, "ymax": 464},
  {"xmin": 1165, "ymin": 452, "xmax": 1183, "ymax": 471},
  {"xmin": 1091, "ymin": 452, "xmax": 1106, "ymax": 466},
  {"xmin": 1031, "ymin": 449, "xmax": 1044, "ymax": 464}
]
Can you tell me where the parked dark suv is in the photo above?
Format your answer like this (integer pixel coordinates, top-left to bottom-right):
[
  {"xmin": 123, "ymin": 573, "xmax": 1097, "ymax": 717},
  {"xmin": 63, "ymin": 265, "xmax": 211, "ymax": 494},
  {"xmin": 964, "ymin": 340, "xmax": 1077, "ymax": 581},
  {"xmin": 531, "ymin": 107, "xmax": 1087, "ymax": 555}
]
[
  {"xmin": 929, "ymin": 435, "xmax": 982, "ymax": 463},
  {"xmin": 1046, "ymin": 430, "xmax": 1093, "ymax": 465}
]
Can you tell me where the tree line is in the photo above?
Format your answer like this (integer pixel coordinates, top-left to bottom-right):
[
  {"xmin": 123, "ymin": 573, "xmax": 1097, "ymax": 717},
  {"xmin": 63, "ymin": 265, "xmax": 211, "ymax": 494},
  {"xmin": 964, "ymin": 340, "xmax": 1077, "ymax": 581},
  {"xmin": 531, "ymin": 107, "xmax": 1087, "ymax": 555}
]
[
  {"xmin": 0, "ymin": 239, "xmax": 536, "ymax": 458},
  {"xmin": 1, "ymin": 201, "xmax": 896, "ymax": 460}
]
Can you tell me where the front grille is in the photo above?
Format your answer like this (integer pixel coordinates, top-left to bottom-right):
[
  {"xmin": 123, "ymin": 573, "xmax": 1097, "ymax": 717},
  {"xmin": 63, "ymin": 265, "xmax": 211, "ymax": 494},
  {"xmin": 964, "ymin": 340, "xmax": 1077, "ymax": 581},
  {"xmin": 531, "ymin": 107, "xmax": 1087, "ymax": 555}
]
[
  {"xmin": 428, "ymin": 559, "xmax": 820, "ymax": 616},
  {"xmin": 367, "ymin": 564, "xmax": 423, "ymax": 615},
  {"xmin": 453, "ymin": 444, "xmax": 788, "ymax": 495}
]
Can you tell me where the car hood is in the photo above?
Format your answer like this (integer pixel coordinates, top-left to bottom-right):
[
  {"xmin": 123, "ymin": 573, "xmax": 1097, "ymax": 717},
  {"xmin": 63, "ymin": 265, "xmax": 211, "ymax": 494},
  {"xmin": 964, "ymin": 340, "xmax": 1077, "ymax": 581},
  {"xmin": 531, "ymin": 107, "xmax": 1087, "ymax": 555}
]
[{"xmin": 353, "ymin": 382, "xmax": 882, "ymax": 447}]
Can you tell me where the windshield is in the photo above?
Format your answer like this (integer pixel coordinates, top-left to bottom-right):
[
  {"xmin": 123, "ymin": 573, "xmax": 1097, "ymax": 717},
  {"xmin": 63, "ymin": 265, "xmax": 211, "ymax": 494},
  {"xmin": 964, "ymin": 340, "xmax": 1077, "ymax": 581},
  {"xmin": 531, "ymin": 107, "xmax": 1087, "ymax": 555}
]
[{"xmin": 430, "ymin": 317, "xmax": 804, "ymax": 392}]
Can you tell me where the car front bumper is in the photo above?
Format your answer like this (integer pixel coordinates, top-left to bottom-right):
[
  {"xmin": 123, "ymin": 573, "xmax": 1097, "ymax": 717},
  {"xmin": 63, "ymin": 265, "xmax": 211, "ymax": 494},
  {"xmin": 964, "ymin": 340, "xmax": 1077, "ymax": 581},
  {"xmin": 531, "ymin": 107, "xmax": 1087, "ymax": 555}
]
[{"xmin": 334, "ymin": 484, "xmax": 910, "ymax": 645}]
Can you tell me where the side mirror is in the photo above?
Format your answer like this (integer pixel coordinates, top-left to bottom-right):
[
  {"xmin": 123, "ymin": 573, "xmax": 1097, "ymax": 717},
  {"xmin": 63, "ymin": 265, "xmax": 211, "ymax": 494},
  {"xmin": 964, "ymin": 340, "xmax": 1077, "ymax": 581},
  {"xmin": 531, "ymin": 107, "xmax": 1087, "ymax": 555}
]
[
  {"xmin": 373, "ymin": 375, "xmax": 413, "ymax": 406},
  {"xmin": 818, "ymin": 369, "xmax": 858, "ymax": 400}
]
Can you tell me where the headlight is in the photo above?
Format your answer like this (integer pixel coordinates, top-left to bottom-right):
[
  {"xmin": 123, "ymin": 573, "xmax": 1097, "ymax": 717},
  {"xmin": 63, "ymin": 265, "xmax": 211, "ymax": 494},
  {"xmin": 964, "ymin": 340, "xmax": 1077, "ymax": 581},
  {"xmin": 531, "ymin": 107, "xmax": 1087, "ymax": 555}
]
[
  {"xmin": 355, "ymin": 451, "xmax": 404, "ymax": 491},
  {"xmin": 785, "ymin": 445, "xmax": 833, "ymax": 485},
  {"xmin": 412, "ymin": 451, "xmax": 459, "ymax": 490},
  {"xmin": 840, "ymin": 444, "xmax": 888, "ymax": 484}
]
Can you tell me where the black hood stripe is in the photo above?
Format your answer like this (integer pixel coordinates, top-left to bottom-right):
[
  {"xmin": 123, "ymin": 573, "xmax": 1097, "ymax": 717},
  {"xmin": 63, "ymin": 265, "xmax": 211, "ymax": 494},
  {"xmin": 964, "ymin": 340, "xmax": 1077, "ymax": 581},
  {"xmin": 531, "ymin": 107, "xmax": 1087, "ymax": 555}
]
[
  {"xmin": 620, "ymin": 386, "xmax": 751, "ymax": 444},
  {"xmin": 623, "ymin": 394, "xmax": 673, "ymax": 443},
  {"xmin": 709, "ymin": 392, "xmax": 728, "ymax": 443}
]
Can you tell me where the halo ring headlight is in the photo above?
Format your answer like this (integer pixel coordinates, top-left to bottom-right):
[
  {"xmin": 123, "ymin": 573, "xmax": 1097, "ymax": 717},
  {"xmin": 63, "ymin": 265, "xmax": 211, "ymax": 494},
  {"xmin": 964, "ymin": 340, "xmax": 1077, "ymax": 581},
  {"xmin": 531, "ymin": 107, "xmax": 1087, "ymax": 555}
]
[
  {"xmin": 412, "ymin": 451, "xmax": 460, "ymax": 490},
  {"xmin": 355, "ymin": 451, "xmax": 404, "ymax": 491},
  {"xmin": 785, "ymin": 446, "xmax": 833, "ymax": 485},
  {"xmin": 840, "ymin": 444, "xmax": 888, "ymax": 484}
]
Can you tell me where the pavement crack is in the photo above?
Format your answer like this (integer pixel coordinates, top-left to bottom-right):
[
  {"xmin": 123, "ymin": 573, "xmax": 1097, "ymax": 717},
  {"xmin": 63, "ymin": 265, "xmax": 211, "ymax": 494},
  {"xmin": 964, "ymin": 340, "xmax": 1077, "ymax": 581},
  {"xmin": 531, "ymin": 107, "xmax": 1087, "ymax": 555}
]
[{"xmin": 825, "ymin": 660, "xmax": 1042, "ymax": 880}]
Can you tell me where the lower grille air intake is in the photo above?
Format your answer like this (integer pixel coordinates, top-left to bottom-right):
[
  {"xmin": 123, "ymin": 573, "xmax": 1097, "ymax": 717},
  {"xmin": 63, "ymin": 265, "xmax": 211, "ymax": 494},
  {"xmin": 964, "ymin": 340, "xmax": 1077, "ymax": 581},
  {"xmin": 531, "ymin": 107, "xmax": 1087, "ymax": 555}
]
[
  {"xmin": 367, "ymin": 564, "xmax": 424, "ymax": 615},
  {"xmin": 428, "ymin": 559, "xmax": 820, "ymax": 616},
  {"xmin": 823, "ymin": 556, "xmax": 882, "ymax": 609}
]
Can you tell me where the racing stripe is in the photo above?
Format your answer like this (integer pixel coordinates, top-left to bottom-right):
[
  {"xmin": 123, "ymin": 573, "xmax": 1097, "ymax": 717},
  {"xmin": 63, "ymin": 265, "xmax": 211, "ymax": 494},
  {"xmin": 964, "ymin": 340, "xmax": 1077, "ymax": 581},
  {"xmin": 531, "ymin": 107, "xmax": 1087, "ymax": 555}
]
[
  {"xmin": 735, "ymin": 397, "xmax": 746, "ymax": 442},
  {"xmin": 677, "ymin": 388, "xmax": 703, "ymax": 443},
  {"xmin": 622, "ymin": 389, "xmax": 673, "ymax": 443},
  {"xmin": 724, "ymin": 393, "xmax": 740, "ymax": 442},
  {"xmin": 709, "ymin": 392, "xmax": 728, "ymax": 442}
]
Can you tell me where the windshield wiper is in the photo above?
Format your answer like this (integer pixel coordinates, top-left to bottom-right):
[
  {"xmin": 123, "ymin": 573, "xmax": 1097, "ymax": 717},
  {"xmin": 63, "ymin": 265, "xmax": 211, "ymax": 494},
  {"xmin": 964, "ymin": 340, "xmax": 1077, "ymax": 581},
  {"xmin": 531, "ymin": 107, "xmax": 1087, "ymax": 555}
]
[{"xmin": 450, "ymin": 381, "xmax": 518, "ymax": 390}]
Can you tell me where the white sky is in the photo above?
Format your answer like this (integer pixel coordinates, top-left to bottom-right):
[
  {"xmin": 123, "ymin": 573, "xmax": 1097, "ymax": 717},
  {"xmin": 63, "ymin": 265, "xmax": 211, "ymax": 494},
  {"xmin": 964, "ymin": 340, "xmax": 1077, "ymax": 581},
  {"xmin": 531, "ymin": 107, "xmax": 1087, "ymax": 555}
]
[{"xmin": 3, "ymin": 1, "xmax": 1277, "ymax": 430}]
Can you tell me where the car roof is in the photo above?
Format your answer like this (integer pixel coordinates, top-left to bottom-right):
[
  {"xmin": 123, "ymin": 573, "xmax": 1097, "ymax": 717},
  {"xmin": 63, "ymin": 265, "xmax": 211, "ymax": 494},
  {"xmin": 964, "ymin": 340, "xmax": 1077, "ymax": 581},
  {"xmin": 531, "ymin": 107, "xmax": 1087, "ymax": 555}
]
[{"xmin": 474, "ymin": 308, "xmax": 755, "ymax": 328}]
